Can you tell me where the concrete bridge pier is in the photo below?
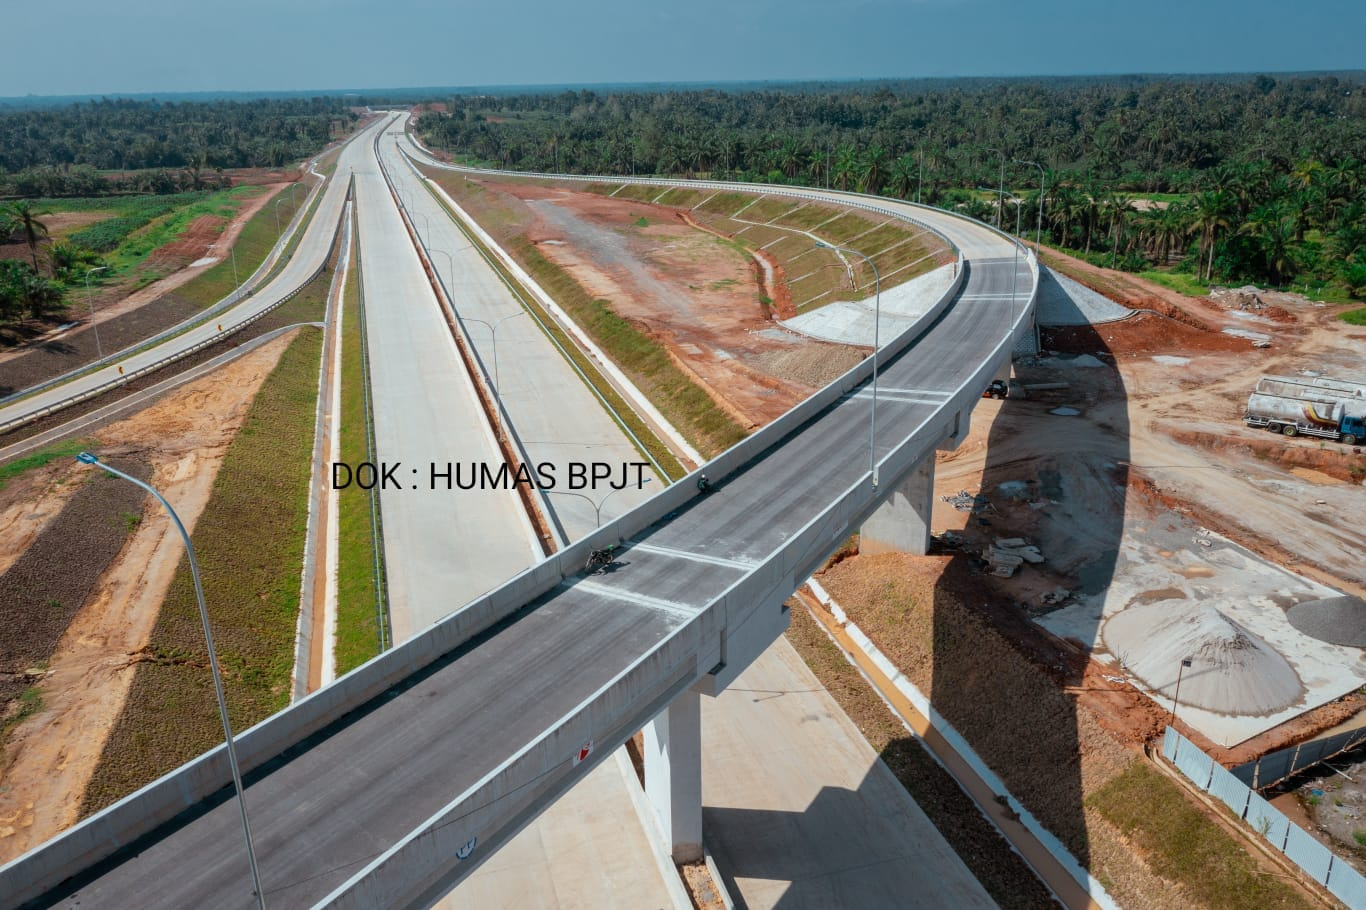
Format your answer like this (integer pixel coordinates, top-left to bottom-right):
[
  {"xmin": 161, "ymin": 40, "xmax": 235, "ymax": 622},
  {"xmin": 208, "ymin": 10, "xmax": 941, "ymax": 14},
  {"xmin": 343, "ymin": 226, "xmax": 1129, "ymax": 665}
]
[
  {"xmin": 644, "ymin": 688, "xmax": 703, "ymax": 863},
  {"xmin": 859, "ymin": 454, "xmax": 938, "ymax": 556}
]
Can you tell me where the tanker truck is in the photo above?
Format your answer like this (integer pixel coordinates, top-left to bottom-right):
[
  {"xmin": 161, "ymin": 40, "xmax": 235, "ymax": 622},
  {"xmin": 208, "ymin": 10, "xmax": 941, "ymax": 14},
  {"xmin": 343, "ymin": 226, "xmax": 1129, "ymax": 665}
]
[
  {"xmin": 1244, "ymin": 392, "xmax": 1365, "ymax": 445},
  {"xmin": 1256, "ymin": 375, "xmax": 1366, "ymax": 404}
]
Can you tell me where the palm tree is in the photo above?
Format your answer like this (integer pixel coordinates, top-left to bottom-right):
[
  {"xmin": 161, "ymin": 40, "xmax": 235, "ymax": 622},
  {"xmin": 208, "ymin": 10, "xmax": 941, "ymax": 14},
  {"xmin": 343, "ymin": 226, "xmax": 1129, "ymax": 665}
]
[
  {"xmin": 888, "ymin": 154, "xmax": 918, "ymax": 200},
  {"xmin": 1192, "ymin": 191, "xmax": 1234, "ymax": 281},
  {"xmin": 2, "ymin": 200, "xmax": 51, "ymax": 271},
  {"xmin": 859, "ymin": 146, "xmax": 889, "ymax": 196}
]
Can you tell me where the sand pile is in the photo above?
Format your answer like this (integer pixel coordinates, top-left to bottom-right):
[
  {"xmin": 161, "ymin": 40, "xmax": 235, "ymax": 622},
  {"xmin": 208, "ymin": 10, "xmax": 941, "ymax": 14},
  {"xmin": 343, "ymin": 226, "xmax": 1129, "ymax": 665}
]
[
  {"xmin": 1104, "ymin": 601, "xmax": 1303, "ymax": 716},
  {"xmin": 1288, "ymin": 596, "xmax": 1366, "ymax": 648}
]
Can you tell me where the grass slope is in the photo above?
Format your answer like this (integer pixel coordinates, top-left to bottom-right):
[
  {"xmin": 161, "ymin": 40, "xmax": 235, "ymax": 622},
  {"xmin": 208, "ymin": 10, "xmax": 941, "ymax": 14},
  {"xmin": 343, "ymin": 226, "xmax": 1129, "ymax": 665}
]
[{"xmin": 82, "ymin": 325, "xmax": 322, "ymax": 814}]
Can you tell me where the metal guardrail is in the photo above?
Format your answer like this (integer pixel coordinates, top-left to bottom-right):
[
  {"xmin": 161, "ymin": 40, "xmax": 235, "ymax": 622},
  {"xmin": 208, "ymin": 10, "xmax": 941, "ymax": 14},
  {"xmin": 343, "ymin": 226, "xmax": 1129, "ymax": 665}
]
[{"xmin": 0, "ymin": 175, "xmax": 344, "ymax": 438}]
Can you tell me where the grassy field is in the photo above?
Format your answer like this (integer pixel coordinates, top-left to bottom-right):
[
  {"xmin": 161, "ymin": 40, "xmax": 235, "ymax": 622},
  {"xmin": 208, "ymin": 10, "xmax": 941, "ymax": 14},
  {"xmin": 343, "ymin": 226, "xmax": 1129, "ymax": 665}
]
[
  {"xmin": 1090, "ymin": 763, "xmax": 1311, "ymax": 909},
  {"xmin": 46, "ymin": 192, "xmax": 214, "ymax": 251},
  {"xmin": 165, "ymin": 181, "xmax": 310, "ymax": 311},
  {"xmin": 1140, "ymin": 269, "xmax": 1213, "ymax": 297},
  {"xmin": 334, "ymin": 243, "xmax": 386, "ymax": 675},
  {"xmin": 82, "ymin": 323, "xmax": 323, "ymax": 814},
  {"xmin": 0, "ymin": 437, "xmax": 91, "ymax": 488},
  {"xmin": 100, "ymin": 187, "xmax": 258, "ymax": 273},
  {"xmin": 1341, "ymin": 308, "xmax": 1366, "ymax": 325}
]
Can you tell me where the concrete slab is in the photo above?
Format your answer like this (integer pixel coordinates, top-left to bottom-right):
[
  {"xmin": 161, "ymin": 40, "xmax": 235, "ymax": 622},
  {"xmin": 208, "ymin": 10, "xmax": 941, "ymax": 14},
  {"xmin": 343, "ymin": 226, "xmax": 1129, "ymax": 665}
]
[
  {"xmin": 1034, "ymin": 267, "xmax": 1130, "ymax": 326},
  {"xmin": 1037, "ymin": 513, "xmax": 1366, "ymax": 747},
  {"xmin": 702, "ymin": 637, "xmax": 996, "ymax": 909},
  {"xmin": 781, "ymin": 263, "xmax": 956, "ymax": 346},
  {"xmin": 449, "ymin": 748, "xmax": 688, "ymax": 910}
]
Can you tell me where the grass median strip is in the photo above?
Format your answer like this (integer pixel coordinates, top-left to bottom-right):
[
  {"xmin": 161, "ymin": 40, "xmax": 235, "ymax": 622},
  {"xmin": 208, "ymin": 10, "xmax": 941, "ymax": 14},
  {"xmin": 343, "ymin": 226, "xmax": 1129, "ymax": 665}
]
[
  {"xmin": 334, "ymin": 245, "xmax": 385, "ymax": 674},
  {"xmin": 1089, "ymin": 762, "xmax": 1311, "ymax": 909},
  {"xmin": 82, "ymin": 325, "xmax": 323, "ymax": 814}
]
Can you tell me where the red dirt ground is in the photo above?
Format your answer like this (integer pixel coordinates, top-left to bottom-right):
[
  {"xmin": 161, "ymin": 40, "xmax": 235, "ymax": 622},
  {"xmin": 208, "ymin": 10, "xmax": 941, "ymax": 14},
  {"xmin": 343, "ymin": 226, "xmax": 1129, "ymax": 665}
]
[{"xmin": 490, "ymin": 180, "xmax": 841, "ymax": 427}]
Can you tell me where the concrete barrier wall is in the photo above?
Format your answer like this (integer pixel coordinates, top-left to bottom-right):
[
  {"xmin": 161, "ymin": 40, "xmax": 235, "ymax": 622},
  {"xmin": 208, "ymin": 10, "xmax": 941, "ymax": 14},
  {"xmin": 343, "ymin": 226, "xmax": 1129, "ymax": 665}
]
[{"xmin": 0, "ymin": 152, "xmax": 1037, "ymax": 905}]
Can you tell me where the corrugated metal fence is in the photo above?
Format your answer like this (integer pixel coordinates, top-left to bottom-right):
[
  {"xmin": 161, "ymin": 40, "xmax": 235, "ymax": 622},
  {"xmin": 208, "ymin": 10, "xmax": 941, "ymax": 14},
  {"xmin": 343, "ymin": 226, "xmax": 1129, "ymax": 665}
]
[
  {"xmin": 1233, "ymin": 726, "xmax": 1366, "ymax": 789},
  {"xmin": 1163, "ymin": 728, "xmax": 1366, "ymax": 909}
]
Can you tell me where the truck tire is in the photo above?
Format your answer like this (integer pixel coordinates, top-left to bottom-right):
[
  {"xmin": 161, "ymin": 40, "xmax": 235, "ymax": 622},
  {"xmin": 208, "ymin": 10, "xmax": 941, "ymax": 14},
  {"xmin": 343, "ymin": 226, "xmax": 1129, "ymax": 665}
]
[
  {"xmin": 1343, "ymin": 434, "xmax": 1358, "ymax": 446},
  {"xmin": 1283, "ymin": 425, "xmax": 1298, "ymax": 437}
]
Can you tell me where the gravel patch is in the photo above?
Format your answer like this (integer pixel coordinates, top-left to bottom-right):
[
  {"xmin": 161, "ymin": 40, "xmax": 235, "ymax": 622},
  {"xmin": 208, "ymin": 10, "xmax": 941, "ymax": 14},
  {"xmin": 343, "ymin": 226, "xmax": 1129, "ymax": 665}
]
[
  {"xmin": 1288, "ymin": 596, "xmax": 1366, "ymax": 647},
  {"xmin": 0, "ymin": 457, "xmax": 148, "ymax": 708}
]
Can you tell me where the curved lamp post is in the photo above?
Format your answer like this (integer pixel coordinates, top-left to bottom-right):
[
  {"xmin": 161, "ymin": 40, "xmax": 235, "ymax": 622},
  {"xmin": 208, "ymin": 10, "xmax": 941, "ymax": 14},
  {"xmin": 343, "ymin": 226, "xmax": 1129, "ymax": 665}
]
[
  {"xmin": 547, "ymin": 477, "xmax": 652, "ymax": 528},
  {"xmin": 75, "ymin": 452, "xmax": 266, "ymax": 909},
  {"xmin": 1015, "ymin": 159, "xmax": 1046, "ymax": 254},
  {"xmin": 83, "ymin": 266, "xmax": 110, "ymax": 359},
  {"xmin": 815, "ymin": 241, "xmax": 881, "ymax": 487}
]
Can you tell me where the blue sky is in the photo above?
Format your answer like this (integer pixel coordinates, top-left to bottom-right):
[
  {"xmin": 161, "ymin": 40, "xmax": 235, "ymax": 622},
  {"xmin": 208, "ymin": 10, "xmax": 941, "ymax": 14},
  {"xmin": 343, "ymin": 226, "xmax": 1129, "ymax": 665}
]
[{"xmin": 3, "ymin": 0, "xmax": 1362, "ymax": 96}]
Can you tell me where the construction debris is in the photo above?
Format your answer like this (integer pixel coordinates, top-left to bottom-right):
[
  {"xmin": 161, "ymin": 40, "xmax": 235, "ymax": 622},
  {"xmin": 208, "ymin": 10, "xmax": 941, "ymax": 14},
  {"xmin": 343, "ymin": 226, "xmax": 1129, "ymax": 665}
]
[
  {"xmin": 983, "ymin": 536, "xmax": 1046, "ymax": 577},
  {"xmin": 942, "ymin": 489, "xmax": 994, "ymax": 513},
  {"xmin": 1040, "ymin": 587, "xmax": 1072, "ymax": 606}
]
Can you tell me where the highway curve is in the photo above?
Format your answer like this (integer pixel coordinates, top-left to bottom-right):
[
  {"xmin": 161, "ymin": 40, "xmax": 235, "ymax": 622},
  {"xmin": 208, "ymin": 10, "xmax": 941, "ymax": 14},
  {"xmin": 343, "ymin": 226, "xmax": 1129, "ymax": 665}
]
[{"xmin": 4, "ymin": 121, "xmax": 1035, "ymax": 910}]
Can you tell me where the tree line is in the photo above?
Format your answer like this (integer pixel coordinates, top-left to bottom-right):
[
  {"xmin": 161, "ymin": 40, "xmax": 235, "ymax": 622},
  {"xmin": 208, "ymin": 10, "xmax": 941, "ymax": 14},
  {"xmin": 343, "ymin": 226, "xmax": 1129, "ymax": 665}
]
[
  {"xmin": 0, "ymin": 97, "xmax": 356, "ymax": 198},
  {"xmin": 416, "ymin": 74, "xmax": 1365, "ymax": 297}
]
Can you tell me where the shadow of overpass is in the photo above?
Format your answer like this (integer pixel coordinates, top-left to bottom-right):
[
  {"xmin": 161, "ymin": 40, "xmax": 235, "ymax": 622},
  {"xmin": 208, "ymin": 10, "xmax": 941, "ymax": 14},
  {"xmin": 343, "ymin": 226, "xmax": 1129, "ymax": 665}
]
[{"xmin": 929, "ymin": 321, "xmax": 1128, "ymax": 884}]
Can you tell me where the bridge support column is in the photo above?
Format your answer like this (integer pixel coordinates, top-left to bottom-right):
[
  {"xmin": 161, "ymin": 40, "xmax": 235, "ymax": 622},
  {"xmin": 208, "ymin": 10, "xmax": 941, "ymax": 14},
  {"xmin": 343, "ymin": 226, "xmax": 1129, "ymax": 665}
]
[
  {"xmin": 859, "ymin": 455, "xmax": 936, "ymax": 556},
  {"xmin": 644, "ymin": 689, "xmax": 702, "ymax": 863}
]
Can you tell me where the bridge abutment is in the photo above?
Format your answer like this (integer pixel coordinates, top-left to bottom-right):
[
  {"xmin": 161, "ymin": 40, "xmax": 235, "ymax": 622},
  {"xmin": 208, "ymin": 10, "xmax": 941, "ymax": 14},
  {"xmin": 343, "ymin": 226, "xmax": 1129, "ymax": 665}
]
[{"xmin": 644, "ymin": 688, "xmax": 703, "ymax": 863}]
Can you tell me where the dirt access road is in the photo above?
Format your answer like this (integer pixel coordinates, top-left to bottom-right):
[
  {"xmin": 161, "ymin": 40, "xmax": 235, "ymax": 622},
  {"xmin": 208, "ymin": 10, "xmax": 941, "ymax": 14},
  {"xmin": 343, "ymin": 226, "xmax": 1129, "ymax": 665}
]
[{"xmin": 0, "ymin": 332, "xmax": 295, "ymax": 860}]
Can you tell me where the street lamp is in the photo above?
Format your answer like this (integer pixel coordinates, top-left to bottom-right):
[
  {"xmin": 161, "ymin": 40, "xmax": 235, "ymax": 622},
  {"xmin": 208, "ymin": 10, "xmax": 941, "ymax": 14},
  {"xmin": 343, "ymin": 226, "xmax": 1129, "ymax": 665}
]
[
  {"xmin": 1015, "ymin": 159, "xmax": 1046, "ymax": 254},
  {"xmin": 1169, "ymin": 657, "xmax": 1193, "ymax": 724},
  {"xmin": 84, "ymin": 266, "xmax": 110, "ymax": 359},
  {"xmin": 548, "ymin": 477, "xmax": 652, "ymax": 528},
  {"xmin": 462, "ymin": 310, "xmax": 528, "ymax": 394},
  {"xmin": 981, "ymin": 147, "xmax": 1006, "ymax": 229},
  {"xmin": 816, "ymin": 241, "xmax": 881, "ymax": 487},
  {"xmin": 273, "ymin": 194, "xmax": 288, "ymax": 237},
  {"xmin": 74, "ymin": 452, "xmax": 266, "ymax": 909}
]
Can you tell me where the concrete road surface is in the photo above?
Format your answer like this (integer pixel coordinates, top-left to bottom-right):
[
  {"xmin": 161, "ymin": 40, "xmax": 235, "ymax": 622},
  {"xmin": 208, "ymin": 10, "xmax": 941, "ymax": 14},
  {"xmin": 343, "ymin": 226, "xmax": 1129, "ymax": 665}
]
[
  {"xmin": 353, "ymin": 118, "xmax": 541, "ymax": 639},
  {"xmin": 380, "ymin": 136, "xmax": 659, "ymax": 542},
  {"xmin": 703, "ymin": 638, "xmax": 996, "ymax": 909},
  {"xmin": 363, "ymin": 122, "xmax": 683, "ymax": 908}
]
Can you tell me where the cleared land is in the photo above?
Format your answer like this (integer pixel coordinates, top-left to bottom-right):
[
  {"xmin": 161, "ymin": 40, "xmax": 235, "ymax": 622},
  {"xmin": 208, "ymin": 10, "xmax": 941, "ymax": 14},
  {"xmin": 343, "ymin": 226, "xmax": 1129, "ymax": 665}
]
[
  {"xmin": 0, "ymin": 332, "xmax": 297, "ymax": 860},
  {"xmin": 0, "ymin": 178, "xmax": 310, "ymax": 393}
]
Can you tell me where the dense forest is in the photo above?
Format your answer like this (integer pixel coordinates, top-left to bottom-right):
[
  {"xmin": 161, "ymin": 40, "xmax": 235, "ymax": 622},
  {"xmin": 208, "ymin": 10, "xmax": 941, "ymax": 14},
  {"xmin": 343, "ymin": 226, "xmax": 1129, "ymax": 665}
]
[
  {"xmin": 0, "ymin": 97, "xmax": 356, "ymax": 197},
  {"xmin": 0, "ymin": 97, "xmax": 353, "ymax": 322},
  {"xmin": 416, "ymin": 75, "xmax": 1366, "ymax": 297}
]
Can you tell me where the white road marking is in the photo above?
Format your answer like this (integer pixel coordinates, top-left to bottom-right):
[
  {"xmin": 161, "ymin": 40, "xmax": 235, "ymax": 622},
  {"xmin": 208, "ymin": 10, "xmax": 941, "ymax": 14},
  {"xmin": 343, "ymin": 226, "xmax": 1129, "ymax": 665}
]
[
  {"xmin": 574, "ymin": 580, "xmax": 698, "ymax": 620},
  {"xmin": 627, "ymin": 541, "xmax": 755, "ymax": 571}
]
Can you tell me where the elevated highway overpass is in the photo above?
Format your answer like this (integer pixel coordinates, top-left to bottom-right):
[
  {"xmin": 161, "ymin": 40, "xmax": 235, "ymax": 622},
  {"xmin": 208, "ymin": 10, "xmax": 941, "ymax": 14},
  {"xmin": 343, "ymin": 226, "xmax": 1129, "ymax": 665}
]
[{"xmin": 1, "ymin": 119, "xmax": 1038, "ymax": 908}]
